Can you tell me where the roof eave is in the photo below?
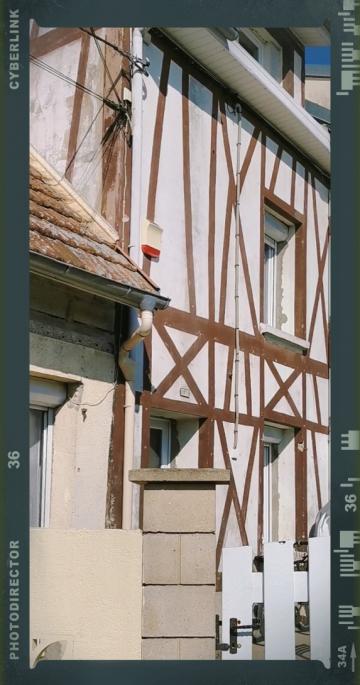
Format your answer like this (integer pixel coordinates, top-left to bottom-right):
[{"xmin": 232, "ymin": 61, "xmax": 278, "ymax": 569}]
[
  {"xmin": 30, "ymin": 252, "xmax": 171, "ymax": 311},
  {"xmin": 162, "ymin": 28, "xmax": 330, "ymax": 175}
]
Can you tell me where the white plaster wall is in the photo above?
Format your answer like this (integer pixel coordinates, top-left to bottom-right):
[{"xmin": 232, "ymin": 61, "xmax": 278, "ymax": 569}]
[
  {"xmin": 214, "ymin": 342, "xmax": 229, "ymax": 410},
  {"xmin": 141, "ymin": 42, "xmax": 164, "ymax": 226},
  {"xmin": 164, "ymin": 375, "xmax": 197, "ymax": 404},
  {"xmin": 150, "ymin": 326, "xmax": 175, "ymax": 390},
  {"xmin": 214, "ymin": 113, "xmax": 232, "ymax": 323},
  {"xmin": 314, "ymin": 432, "xmax": 330, "ymax": 508},
  {"xmin": 265, "ymin": 137, "xmax": 279, "ymax": 188},
  {"xmin": 229, "ymin": 351, "xmax": 247, "ymax": 414},
  {"xmin": 307, "ymin": 430, "xmax": 329, "ymax": 533},
  {"xmin": 244, "ymin": 433, "xmax": 259, "ymax": 552},
  {"xmin": 30, "ymin": 333, "xmax": 114, "ymax": 529},
  {"xmin": 305, "ymin": 78, "xmax": 330, "ymax": 110},
  {"xmin": 264, "ymin": 361, "xmax": 280, "ymax": 407},
  {"xmin": 294, "ymin": 162, "xmax": 305, "ymax": 213},
  {"xmin": 316, "ymin": 376, "xmax": 329, "ymax": 427},
  {"xmin": 70, "ymin": 30, "xmax": 106, "ymax": 212},
  {"xmin": 188, "ymin": 342, "xmax": 208, "ymax": 403},
  {"xmin": 188, "ymin": 76, "xmax": 213, "ymax": 319},
  {"xmin": 166, "ymin": 326, "xmax": 197, "ymax": 357},
  {"xmin": 293, "ymin": 51, "xmax": 303, "ymax": 106},
  {"xmin": 238, "ymin": 139, "xmax": 262, "ymax": 329},
  {"xmin": 306, "ymin": 181, "xmax": 318, "ymax": 338},
  {"xmin": 147, "ymin": 59, "xmax": 189, "ymax": 313},
  {"xmin": 30, "ymin": 40, "xmax": 82, "ymax": 175},
  {"xmin": 279, "ymin": 224, "xmax": 295, "ymax": 334},
  {"xmin": 249, "ymin": 354, "xmax": 260, "ymax": 417},
  {"xmin": 174, "ymin": 419, "xmax": 199, "ymax": 468},
  {"xmin": 314, "ymin": 179, "xmax": 330, "ymax": 258},
  {"xmin": 287, "ymin": 373, "xmax": 303, "ymax": 415},
  {"xmin": 274, "ymin": 151, "xmax": 293, "ymax": 205},
  {"xmin": 30, "ymin": 529, "xmax": 142, "ymax": 661},
  {"xmin": 276, "ymin": 429, "xmax": 295, "ymax": 540},
  {"xmin": 306, "ymin": 373, "xmax": 318, "ymax": 424},
  {"xmin": 30, "ymin": 30, "xmax": 109, "ymax": 214}
]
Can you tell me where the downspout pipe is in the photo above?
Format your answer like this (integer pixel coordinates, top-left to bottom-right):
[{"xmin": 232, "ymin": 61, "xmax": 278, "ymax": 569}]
[
  {"xmin": 233, "ymin": 103, "xmax": 242, "ymax": 450},
  {"xmin": 129, "ymin": 27, "xmax": 144, "ymax": 264},
  {"xmin": 119, "ymin": 27, "xmax": 145, "ymax": 530},
  {"xmin": 119, "ymin": 308, "xmax": 154, "ymax": 529}
]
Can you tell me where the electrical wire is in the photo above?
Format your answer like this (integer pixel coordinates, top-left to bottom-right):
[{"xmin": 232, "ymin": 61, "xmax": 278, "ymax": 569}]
[
  {"xmin": 30, "ymin": 55, "xmax": 123, "ymax": 112},
  {"xmin": 89, "ymin": 27, "xmax": 121, "ymax": 104},
  {"xmin": 30, "ymin": 51, "xmax": 130, "ymax": 186},
  {"xmin": 68, "ymin": 381, "xmax": 117, "ymax": 408}
]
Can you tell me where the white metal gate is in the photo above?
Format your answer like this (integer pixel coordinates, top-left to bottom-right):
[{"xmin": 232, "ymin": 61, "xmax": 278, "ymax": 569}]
[{"xmin": 221, "ymin": 537, "xmax": 330, "ymax": 667}]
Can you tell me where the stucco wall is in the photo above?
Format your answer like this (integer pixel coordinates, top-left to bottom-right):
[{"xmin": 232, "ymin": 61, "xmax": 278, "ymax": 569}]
[
  {"xmin": 30, "ymin": 529, "xmax": 142, "ymax": 663},
  {"xmin": 30, "ymin": 332, "xmax": 114, "ymax": 529},
  {"xmin": 305, "ymin": 78, "xmax": 330, "ymax": 110}
]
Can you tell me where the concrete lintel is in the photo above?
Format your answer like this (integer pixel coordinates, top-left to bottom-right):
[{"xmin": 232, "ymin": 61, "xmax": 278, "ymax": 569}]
[{"xmin": 129, "ymin": 468, "xmax": 230, "ymax": 484}]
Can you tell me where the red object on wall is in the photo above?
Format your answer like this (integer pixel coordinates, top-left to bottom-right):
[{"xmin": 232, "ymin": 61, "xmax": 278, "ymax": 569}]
[{"xmin": 141, "ymin": 244, "xmax": 160, "ymax": 258}]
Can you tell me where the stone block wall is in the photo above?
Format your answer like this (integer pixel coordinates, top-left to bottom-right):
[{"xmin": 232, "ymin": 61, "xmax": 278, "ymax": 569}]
[{"xmin": 129, "ymin": 469, "xmax": 230, "ymax": 660}]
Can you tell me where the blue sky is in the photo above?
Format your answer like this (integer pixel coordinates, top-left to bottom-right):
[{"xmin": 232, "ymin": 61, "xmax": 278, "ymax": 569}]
[{"xmin": 305, "ymin": 46, "xmax": 330, "ymax": 65}]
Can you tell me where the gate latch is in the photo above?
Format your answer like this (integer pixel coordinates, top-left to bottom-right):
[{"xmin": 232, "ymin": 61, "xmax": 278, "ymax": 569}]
[{"xmin": 216, "ymin": 615, "xmax": 250, "ymax": 654}]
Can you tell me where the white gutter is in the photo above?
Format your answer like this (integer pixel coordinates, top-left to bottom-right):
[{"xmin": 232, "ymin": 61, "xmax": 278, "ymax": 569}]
[
  {"xmin": 119, "ymin": 309, "xmax": 153, "ymax": 529},
  {"xmin": 162, "ymin": 28, "xmax": 330, "ymax": 174}
]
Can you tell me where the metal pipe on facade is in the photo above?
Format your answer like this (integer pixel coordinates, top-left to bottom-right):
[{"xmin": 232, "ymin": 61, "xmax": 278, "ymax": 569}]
[
  {"xmin": 129, "ymin": 27, "xmax": 144, "ymax": 263},
  {"xmin": 118, "ymin": 27, "xmax": 146, "ymax": 530},
  {"xmin": 118, "ymin": 309, "xmax": 154, "ymax": 529},
  {"xmin": 233, "ymin": 103, "xmax": 242, "ymax": 450}
]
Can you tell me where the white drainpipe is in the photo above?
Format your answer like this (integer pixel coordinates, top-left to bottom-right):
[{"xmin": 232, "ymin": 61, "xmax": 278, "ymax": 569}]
[
  {"xmin": 119, "ymin": 309, "xmax": 153, "ymax": 529},
  {"xmin": 129, "ymin": 27, "xmax": 144, "ymax": 263},
  {"xmin": 233, "ymin": 103, "xmax": 242, "ymax": 450},
  {"xmin": 118, "ymin": 27, "xmax": 146, "ymax": 530}
]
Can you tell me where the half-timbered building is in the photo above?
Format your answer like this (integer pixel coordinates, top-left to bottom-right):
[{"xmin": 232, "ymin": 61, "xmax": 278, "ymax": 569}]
[
  {"xmin": 29, "ymin": 24, "xmax": 330, "ymax": 623},
  {"xmin": 132, "ymin": 28, "xmax": 330, "ymax": 576}
]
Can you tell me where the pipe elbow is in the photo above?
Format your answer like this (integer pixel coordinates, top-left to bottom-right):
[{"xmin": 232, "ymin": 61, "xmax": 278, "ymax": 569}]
[{"xmin": 118, "ymin": 309, "xmax": 154, "ymax": 379}]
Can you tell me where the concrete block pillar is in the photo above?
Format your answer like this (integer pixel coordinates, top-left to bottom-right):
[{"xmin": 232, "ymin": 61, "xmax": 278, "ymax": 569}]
[{"xmin": 129, "ymin": 468, "xmax": 230, "ymax": 660}]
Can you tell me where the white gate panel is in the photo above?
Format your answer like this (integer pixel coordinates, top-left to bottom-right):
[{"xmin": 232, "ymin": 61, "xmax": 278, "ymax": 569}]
[
  {"xmin": 309, "ymin": 536, "xmax": 331, "ymax": 668},
  {"xmin": 294, "ymin": 571, "xmax": 308, "ymax": 601},
  {"xmin": 222, "ymin": 546, "xmax": 253, "ymax": 660},
  {"xmin": 264, "ymin": 541, "xmax": 295, "ymax": 660}
]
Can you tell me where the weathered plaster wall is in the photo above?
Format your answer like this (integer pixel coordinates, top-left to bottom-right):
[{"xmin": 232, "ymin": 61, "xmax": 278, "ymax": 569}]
[
  {"xmin": 30, "ymin": 529, "xmax": 142, "ymax": 662},
  {"xmin": 30, "ymin": 331, "xmax": 114, "ymax": 529},
  {"xmin": 30, "ymin": 30, "xmax": 107, "ymax": 213}
]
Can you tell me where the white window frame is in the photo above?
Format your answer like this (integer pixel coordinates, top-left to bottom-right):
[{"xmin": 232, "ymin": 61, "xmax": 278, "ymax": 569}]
[
  {"xmin": 263, "ymin": 425, "xmax": 284, "ymax": 543},
  {"xmin": 29, "ymin": 377, "xmax": 66, "ymax": 527},
  {"xmin": 263, "ymin": 442, "xmax": 274, "ymax": 544},
  {"xmin": 149, "ymin": 417, "xmax": 172, "ymax": 468},
  {"xmin": 237, "ymin": 28, "xmax": 283, "ymax": 83},
  {"xmin": 264, "ymin": 234, "xmax": 277, "ymax": 327},
  {"xmin": 29, "ymin": 406, "xmax": 54, "ymax": 527},
  {"xmin": 264, "ymin": 210, "xmax": 292, "ymax": 330}
]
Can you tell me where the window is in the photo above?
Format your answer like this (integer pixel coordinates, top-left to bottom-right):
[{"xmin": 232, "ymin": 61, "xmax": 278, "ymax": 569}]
[
  {"xmin": 237, "ymin": 29, "xmax": 282, "ymax": 83},
  {"xmin": 30, "ymin": 377, "xmax": 66, "ymax": 527},
  {"xmin": 29, "ymin": 408, "xmax": 53, "ymax": 527},
  {"xmin": 149, "ymin": 417, "xmax": 171, "ymax": 468},
  {"xmin": 263, "ymin": 424, "xmax": 295, "ymax": 543},
  {"xmin": 263, "ymin": 210, "xmax": 292, "ymax": 330},
  {"xmin": 263, "ymin": 441, "xmax": 276, "ymax": 543}
]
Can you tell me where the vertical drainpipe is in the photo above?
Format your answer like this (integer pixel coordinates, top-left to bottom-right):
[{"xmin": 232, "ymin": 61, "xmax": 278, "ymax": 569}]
[
  {"xmin": 129, "ymin": 27, "xmax": 144, "ymax": 264},
  {"xmin": 120, "ymin": 27, "xmax": 145, "ymax": 529},
  {"xmin": 233, "ymin": 104, "xmax": 242, "ymax": 450}
]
